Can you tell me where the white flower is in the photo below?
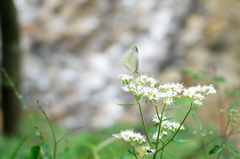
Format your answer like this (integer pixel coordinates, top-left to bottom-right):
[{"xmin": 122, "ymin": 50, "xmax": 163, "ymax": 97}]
[
  {"xmin": 112, "ymin": 129, "xmax": 146, "ymax": 144},
  {"xmin": 159, "ymin": 82, "xmax": 183, "ymax": 105},
  {"xmin": 142, "ymin": 145, "xmax": 156, "ymax": 155},
  {"xmin": 152, "ymin": 115, "xmax": 185, "ymax": 136},
  {"xmin": 183, "ymin": 84, "xmax": 216, "ymax": 107},
  {"xmin": 152, "ymin": 114, "xmax": 166, "ymax": 123},
  {"xmin": 117, "ymin": 74, "xmax": 133, "ymax": 85}
]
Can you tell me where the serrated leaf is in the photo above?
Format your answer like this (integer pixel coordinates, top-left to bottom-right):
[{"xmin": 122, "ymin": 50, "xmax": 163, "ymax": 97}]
[
  {"xmin": 30, "ymin": 146, "xmax": 40, "ymax": 159},
  {"xmin": 213, "ymin": 76, "xmax": 225, "ymax": 83},
  {"xmin": 226, "ymin": 147, "xmax": 240, "ymax": 157},
  {"xmin": 128, "ymin": 147, "xmax": 139, "ymax": 157},
  {"xmin": 172, "ymin": 139, "xmax": 191, "ymax": 142},
  {"xmin": 160, "ymin": 151, "xmax": 179, "ymax": 159},
  {"xmin": 116, "ymin": 103, "xmax": 137, "ymax": 106},
  {"xmin": 149, "ymin": 123, "xmax": 158, "ymax": 138},
  {"xmin": 209, "ymin": 145, "xmax": 220, "ymax": 155},
  {"xmin": 190, "ymin": 113, "xmax": 202, "ymax": 130}
]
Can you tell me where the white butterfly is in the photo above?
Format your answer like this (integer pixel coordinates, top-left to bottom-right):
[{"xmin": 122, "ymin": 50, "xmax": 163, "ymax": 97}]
[{"xmin": 123, "ymin": 46, "xmax": 139, "ymax": 74}]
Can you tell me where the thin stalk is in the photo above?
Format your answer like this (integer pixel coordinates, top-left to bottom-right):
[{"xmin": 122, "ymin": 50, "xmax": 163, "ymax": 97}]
[
  {"xmin": 217, "ymin": 129, "xmax": 233, "ymax": 159},
  {"xmin": 223, "ymin": 117, "xmax": 230, "ymax": 138},
  {"xmin": 141, "ymin": 154, "xmax": 147, "ymax": 159},
  {"xmin": 127, "ymin": 142, "xmax": 138, "ymax": 159},
  {"xmin": 133, "ymin": 146, "xmax": 138, "ymax": 159},
  {"xmin": 216, "ymin": 116, "xmax": 231, "ymax": 159},
  {"xmin": 164, "ymin": 132, "xmax": 174, "ymax": 142},
  {"xmin": 39, "ymin": 106, "xmax": 57, "ymax": 159},
  {"xmin": 135, "ymin": 96, "xmax": 154, "ymax": 149},
  {"xmin": 202, "ymin": 138, "xmax": 207, "ymax": 159},
  {"xmin": 156, "ymin": 102, "xmax": 193, "ymax": 153},
  {"xmin": 160, "ymin": 147, "xmax": 164, "ymax": 159},
  {"xmin": 153, "ymin": 104, "xmax": 166, "ymax": 159}
]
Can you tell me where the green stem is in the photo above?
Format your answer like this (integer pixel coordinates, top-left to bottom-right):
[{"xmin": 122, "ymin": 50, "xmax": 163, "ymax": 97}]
[
  {"xmin": 223, "ymin": 117, "xmax": 230, "ymax": 138},
  {"xmin": 216, "ymin": 116, "xmax": 231, "ymax": 159},
  {"xmin": 202, "ymin": 138, "xmax": 207, "ymax": 159},
  {"xmin": 156, "ymin": 102, "xmax": 193, "ymax": 153},
  {"xmin": 164, "ymin": 132, "xmax": 174, "ymax": 142},
  {"xmin": 217, "ymin": 129, "xmax": 233, "ymax": 159},
  {"xmin": 135, "ymin": 96, "xmax": 154, "ymax": 149},
  {"xmin": 133, "ymin": 146, "xmax": 138, "ymax": 159},
  {"xmin": 39, "ymin": 107, "xmax": 57, "ymax": 159},
  {"xmin": 153, "ymin": 104, "xmax": 166, "ymax": 159},
  {"xmin": 160, "ymin": 147, "xmax": 164, "ymax": 159}
]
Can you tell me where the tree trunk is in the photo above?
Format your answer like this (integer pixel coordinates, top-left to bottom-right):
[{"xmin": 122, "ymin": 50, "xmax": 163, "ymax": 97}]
[{"xmin": 0, "ymin": 0, "xmax": 21, "ymax": 136}]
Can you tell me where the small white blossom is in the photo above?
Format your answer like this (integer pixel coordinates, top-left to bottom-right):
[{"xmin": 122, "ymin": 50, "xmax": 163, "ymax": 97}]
[
  {"xmin": 152, "ymin": 114, "xmax": 166, "ymax": 123},
  {"xmin": 142, "ymin": 145, "xmax": 156, "ymax": 155},
  {"xmin": 183, "ymin": 84, "xmax": 216, "ymax": 107},
  {"xmin": 112, "ymin": 129, "xmax": 146, "ymax": 144},
  {"xmin": 159, "ymin": 82, "xmax": 184, "ymax": 105},
  {"xmin": 117, "ymin": 74, "xmax": 133, "ymax": 85},
  {"xmin": 152, "ymin": 115, "xmax": 185, "ymax": 139}
]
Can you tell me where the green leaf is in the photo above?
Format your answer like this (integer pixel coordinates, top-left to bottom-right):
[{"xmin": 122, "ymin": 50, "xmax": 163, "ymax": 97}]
[
  {"xmin": 128, "ymin": 147, "xmax": 139, "ymax": 157},
  {"xmin": 229, "ymin": 102, "xmax": 240, "ymax": 109},
  {"xmin": 137, "ymin": 95, "xmax": 141, "ymax": 102},
  {"xmin": 116, "ymin": 103, "xmax": 137, "ymax": 106},
  {"xmin": 159, "ymin": 151, "xmax": 179, "ymax": 159},
  {"xmin": 172, "ymin": 139, "xmax": 191, "ymax": 142},
  {"xmin": 192, "ymin": 104, "xmax": 198, "ymax": 110},
  {"xmin": 226, "ymin": 147, "xmax": 240, "ymax": 157},
  {"xmin": 213, "ymin": 76, "xmax": 225, "ymax": 83},
  {"xmin": 10, "ymin": 134, "xmax": 32, "ymax": 159},
  {"xmin": 40, "ymin": 141, "xmax": 49, "ymax": 157},
  {"xmin": 209, "ymin": 145, "xmax": 221, "ymax": 155},
  {"xmin": 216, "ymin": 147, "xmax": 224, "ymax": 154},
  {"xmin": 149, "ymin": 123, "xmax": 158, "ymax": 138},
  {"xmin": 163, "ymin": 117, "xmax": 174, "ymax": 121},
  {"xmin": 190, "ymin": 113, "xmax": 202, "ymax": 130},
  {"xmin": 227, "ymin": 143, "xmax": 235, "ymax": 148},
  {"xmin": 164, "ymin": 109, "xmax": 174, "ymax": 112},
  {"xmin": 30, "ymin": 146, "xmax": 40, "ymax": 159}
]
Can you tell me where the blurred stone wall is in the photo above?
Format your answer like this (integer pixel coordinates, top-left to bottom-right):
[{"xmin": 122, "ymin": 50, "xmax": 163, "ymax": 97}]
[{"xmin": 9, "ymin": 0, "xmax": 240, "ymax": 129}]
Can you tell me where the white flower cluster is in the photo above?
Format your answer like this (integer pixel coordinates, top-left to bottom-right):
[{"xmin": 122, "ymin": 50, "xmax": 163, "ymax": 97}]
[
  {"xmin": 121, "ymin": 75, "xmax": 160, "ymax": 101},
  {"xmin": 159, "ymin": 83, "xmax": 184, "ymax": 105},
  {"xmin": 183, "ymin": 84, "xmax": 216, "ymax": 106},
  {"xmin": 117, "ymin": 74, "xmax": 133, "ymax": 85},
  {"xmin": 112, "ymin": 129, "xmax": 146, "ymax": 144},
  {"xmin": 152, "ymin": 115, "xmax": 185, "ymax": 140},
  {"xmin": 117, "ymin": 74, "xmax": 216, "ymax": 106},
  {"xmin": 142, "ymin": 145, "xmax": 156, "ymax": 155}
]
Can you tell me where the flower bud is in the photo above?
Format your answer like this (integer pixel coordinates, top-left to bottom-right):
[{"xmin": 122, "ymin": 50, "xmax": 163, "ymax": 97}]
[
  {"xmin": 220, "ymin": 109, "xmax": 225, "ymax": 114},
  {"xmin": 192, "ymin": 131, "xmax": 197, "ymax": 135}
]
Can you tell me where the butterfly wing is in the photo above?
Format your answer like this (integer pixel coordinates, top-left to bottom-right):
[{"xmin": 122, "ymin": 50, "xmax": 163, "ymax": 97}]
[
  {"xmin": 123, "ymin": 46, "xmax": 139, "ymax": 74},
  {"xmin": 131, "ymin": 46, "xmax": 139, "ymax": 74}
]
